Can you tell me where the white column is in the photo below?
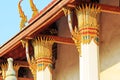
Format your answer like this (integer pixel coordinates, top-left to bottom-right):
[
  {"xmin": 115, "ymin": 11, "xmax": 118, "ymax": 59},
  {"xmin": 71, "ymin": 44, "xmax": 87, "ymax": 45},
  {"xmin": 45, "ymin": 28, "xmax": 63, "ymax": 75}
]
[
  {"xmin": 80, "ymin": 40, "xmax": 99, "ymax": 80},
  {"xmin": 75, "ymin": 4, "xmax": 100, "ymax": 80},
  {"xmin": 66, "ymin": 4, "xmax": 101, "ymax": 80}
]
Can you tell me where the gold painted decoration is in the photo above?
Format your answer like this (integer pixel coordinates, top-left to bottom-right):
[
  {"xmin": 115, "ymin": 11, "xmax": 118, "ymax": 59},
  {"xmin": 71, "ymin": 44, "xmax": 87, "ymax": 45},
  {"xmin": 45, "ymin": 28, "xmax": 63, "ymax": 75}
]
[
  {"xmin": 18, "ymin": 0, "xmax": 27, "ymax": 30},
  {"xmin": 29, "ymin": 0, "xmax": 38, "ymax": 17},
  {"xmin": 32, "ymin": 36, "xmax": 54, "ymax": 72}
]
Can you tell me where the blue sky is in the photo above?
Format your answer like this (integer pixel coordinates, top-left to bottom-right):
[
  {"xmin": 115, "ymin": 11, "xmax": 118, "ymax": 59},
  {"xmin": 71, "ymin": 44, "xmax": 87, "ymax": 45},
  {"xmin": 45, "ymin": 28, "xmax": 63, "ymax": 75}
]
[{"xmin": 0, "ymin": 0, "xmax": 52, "ymax": 45}]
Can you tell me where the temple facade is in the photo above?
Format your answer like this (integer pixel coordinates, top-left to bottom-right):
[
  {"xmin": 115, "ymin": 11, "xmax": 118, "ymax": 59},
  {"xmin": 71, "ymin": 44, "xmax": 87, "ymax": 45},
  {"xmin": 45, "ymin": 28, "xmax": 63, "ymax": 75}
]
[{"xmin": 0, "ymin": 0, "xmax": 120, "ymax": 80}]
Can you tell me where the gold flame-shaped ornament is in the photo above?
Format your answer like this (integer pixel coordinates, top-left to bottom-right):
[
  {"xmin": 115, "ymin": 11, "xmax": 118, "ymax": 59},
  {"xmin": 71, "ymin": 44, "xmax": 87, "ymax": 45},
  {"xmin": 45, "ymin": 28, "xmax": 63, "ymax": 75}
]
[
  {"xmin": 18, "ymin": 0, "xmax": 27, "ymax": 30},
  {"xmin": 29, "ymin": 0, "xmax": 38, "ymax": 17}
]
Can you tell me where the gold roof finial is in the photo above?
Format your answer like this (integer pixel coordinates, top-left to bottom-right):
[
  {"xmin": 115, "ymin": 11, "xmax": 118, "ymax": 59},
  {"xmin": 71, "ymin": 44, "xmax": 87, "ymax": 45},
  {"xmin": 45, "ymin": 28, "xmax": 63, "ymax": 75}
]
[
  {"xmin": 29, "ymin": 0, "xmax": 39, "ymax": 17},
  {"xmin": 18, "ymin": 0, "xmax": 27, "ymax": 30},
  {"xmin": 18, "ymin": 0, "xmax": 28, "ymax": 47}
]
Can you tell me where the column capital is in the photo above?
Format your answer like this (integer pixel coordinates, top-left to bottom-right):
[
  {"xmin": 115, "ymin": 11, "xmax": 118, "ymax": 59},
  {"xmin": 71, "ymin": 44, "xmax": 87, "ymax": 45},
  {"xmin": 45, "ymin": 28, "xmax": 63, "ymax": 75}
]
[
  {"xmin": 65, "ymin": 4, "xmax": 101, "ymax": 56},
  {"xmin": 32, "ymin": 36, "xmax": 54, "ymax": 60}
]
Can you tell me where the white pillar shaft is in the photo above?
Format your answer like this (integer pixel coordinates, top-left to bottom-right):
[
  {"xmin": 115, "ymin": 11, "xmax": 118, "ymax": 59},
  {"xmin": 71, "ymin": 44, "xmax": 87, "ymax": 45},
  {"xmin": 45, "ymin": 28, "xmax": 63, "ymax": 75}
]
[
  {"xmin": 80, "ymin": 40, "xmax": 99, "ymax": 80},
  {"xmin": 37, "ymin": 67, "xmax": 52, "ymax": 80}
]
